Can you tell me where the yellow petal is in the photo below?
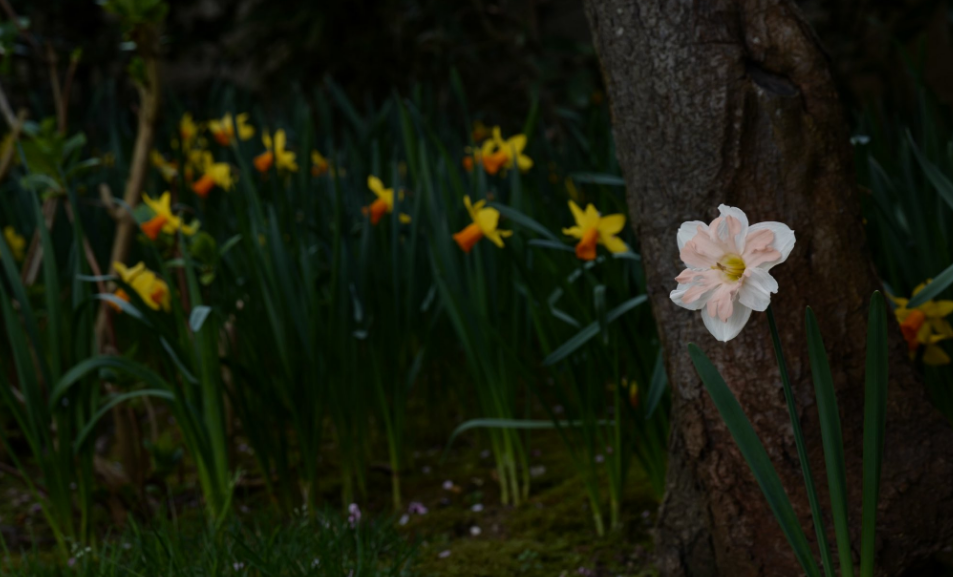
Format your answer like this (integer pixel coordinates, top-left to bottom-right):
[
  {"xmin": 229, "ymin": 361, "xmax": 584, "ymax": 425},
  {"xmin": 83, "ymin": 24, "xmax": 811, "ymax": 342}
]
[
  {"xmin": 568, "ymin": 200, "xmax": 585, "ymax": 227},
  {"xmin": 368, "ymin": 176, "xmax": 385, "ymax": 197},
  {"xmin": 924, "ymin": 344, "xmax": 951, "ymax": 365},
  {"xmin": 931, "ymin": 317, "xmax": 953, "ymax": 338},
  {"xmin": 399, "ymin": 213, "xmax": 412, "ymax": 224},
  {"xmin": 505, "ymin": 134, "xmax": 527, "ymax": 155},
  {"xmin": 476, "ymin": 207, "xmax": 500, "ymax": 235},
  {"xmin": 930, "ymin": 300, "xmax": 953, "ymax": 318},
  {"xmin": 516, "ymin": 154, "xmax": 533, "ymax": 172},
  {"xmin": 888, "ymin": 294, "xmax": 909, "ymax": 308},
  {"xmin": 562, "ymin": 226, "xmax": 584, "ymax": 239},
  {"xmin": 601, "ymin": 235, "xmax": 628, "ymax": 254},
  {"xmin": 597, "ymin": 213, "xmax": 626, "ymax": 235}
]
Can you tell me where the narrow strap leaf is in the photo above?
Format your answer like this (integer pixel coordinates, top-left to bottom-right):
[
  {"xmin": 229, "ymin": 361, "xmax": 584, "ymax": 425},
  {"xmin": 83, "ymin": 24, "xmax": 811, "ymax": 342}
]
[{"xmin": 689, "ymin": 343, "xmax": 821, "ymax": 577}]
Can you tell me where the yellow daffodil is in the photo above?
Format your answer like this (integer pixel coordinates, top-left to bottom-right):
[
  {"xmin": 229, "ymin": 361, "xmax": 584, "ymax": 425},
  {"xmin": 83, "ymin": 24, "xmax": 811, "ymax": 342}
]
[
  {"xmin": 140, "ymin": 192, "xmax": 199, "ymax": 241},
  {"xmin": 112, "ymin": 261, "xmax": 170, "ymax": 312},
  {"xmin": 464, "ymin": 127, "xmax": 533, "ymax": 176},
  {"xmin": 254, "ymin": 130, "xmax": 297, "ymax": 173},
  {"xmin": 208, "ymin": 112, "xmax": 254, "ymax": 146},
  {"xmin": 179, "ymin": 114, "xmax": 200, "ymax": 151},
  {"xmin": 490, "ymin": 127, "xmax": 532, "ymax": 173},
  {"xmin": 3, "ymin": 226, "xmax": 25, "ymax": 261},
  {"xmin": 190, "ymin": 151, "xmax": 233, "ymax": 198},
  {"xmin": 453, "ymin": 195, "xmax": 512, "ymax": 252},
  {"xmin": 891, "ymin": 281, "xmax": 953, "ymax": 365},
  {"xmin": 362, "ymin": 176, "xmax": 410, "ymax": 225},
  {"xmin": 562, "ymin": 200, "xmax": 628, "ymax": 261},
  {"xmin": 151, "ymin": 150, "xmax": 179, "ymax": 182},
  {"xmin": 478, "ymin": 136, "xmax": 508, "ymax": 176},
  {"xmin": 311, "ymin": 150, "xmax": 330, "ymax": 176}
]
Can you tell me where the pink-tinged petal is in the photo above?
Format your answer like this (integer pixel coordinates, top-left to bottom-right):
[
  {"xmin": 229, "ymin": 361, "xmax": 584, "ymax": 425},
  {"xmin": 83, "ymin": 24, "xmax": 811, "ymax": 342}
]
[
  {"xmin": 747, "ymin": 222, "xmax": 795, "ymax": 269},
  {"xmin": 677, "ymin": 220, "xmax": 708, "ymax": 251},
  {"xmin": 705, "ymin": 283, "xmax": 739, "ymax": 322},
  {"xmin": 672, "ymin": 269, "xmax": 723, "ymax": 310},
  {"xmin": 738, "ymin": 268, "xmax": 778, "ymax": 311},
  {"xmin": 741, "ymin": 228, "xmax": 782, "ymax": 269},
  {"xmin": 715, "ymin": 205, "xmax": 749, "ymax": 252},
  {"xmin": 702, "ymin": 302, "xmax": 753, "ymax": 342},
  {"xmin": 681, "ymin": 226, "xmax": 725, "ymax": 268},
  {"xmin": 671, "ymin": 283, "xmax": 712, "ymax": 311}
]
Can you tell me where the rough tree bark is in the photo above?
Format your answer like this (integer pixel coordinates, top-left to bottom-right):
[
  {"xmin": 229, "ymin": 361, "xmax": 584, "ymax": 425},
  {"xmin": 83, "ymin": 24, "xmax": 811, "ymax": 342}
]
[{"xmin": 583, "ymin": 1, "xmax": 953, "ymax": 576}]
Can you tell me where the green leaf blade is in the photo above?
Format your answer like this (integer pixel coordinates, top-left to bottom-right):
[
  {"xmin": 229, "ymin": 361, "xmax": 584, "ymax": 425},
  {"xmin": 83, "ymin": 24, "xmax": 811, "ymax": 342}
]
[
  {"xmin": 805, "ymin": 308, "xmax": 855, "ymax": 577},
  {"xmin": 689, "ymin": 343, "xmax": 821, "ymax": 577}
]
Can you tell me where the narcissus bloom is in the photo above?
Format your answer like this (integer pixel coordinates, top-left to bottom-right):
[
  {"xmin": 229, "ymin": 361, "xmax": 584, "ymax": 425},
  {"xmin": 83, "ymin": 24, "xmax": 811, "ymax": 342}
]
[
  {"xmin": 112, "ymin": 261, "xmax": 171, "ymax": 312},
  {"xmin": 670, "ymin": 205, "xmax": 795, "ymax": 342},
  {"xmin": 208, "ymin": 113, "xmax": 254, "ymax": 146},
  {"xmin": 490, "ymin": 127, "xmax": 532, "ymax": 174},
  {"xmin": 453, "ymin": 195, "xmax": 512, "ymax": 253},
  {"xmin": 254, "ymin": 130, "xmax": 298, "ymax": 173},
  {"xmin": 363, "ymin": 176, "xmax": 410, "ymax": 225},
  {"xmin": 463, "ymin": 126, "xmax": 533, "ymax": 176},
  {"xmin": 311, "ymin": 150, "xmax": 330, "ymax": 176},
  {"xmin": 891, "ymin": 281, "xmax": 953, "ymax": 365},
  {"xmin": 3, "ymin": 226, "xmax": 25, "ymax": 261},
  {"xmin": 140, "ymin": 192, "xmax": 200, "ymax": 240},
  {"xmin": 179, "ymin": 114, "xmax": 200, "ymax": 151},
  {"xmin": 561, "ymin": 200, "xmax": 628, "ymax": 260},
  {"xmin": 190, "ymin": 152, "xmax": 233, "ymax": 198},
  {"xmin": 151, "ymin": 150, "xmax": 179, "ymax": 182}
]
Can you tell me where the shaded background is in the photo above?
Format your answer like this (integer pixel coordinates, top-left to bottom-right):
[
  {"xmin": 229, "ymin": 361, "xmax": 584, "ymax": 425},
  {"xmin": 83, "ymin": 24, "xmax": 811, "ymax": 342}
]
[{"xmin": 6, "ymin": 0, "xmax": 953, "ymax": 128}]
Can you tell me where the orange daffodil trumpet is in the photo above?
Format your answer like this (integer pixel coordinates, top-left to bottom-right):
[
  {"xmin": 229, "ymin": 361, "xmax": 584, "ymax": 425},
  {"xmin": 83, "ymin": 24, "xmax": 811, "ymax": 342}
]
[
  {"xmin": 363, "ymin": 176, "xmax": 410, "ymax": 225},
  {"xmin": 140, "ymin": 192, "xmax": 200, "ymax": 241},
  {"xmin": 254, "ymin": 130, "xmax": 298, "ymax": 174},
  {"xmin": 562, "ymin": 200, "xmax": 628, "ymax": 260},
  {"xmin": 453, "ymin": 195, "xmax": 512, "ymax": 253},
  {"xmin": 670, "ymin": 205, "xmax": 795, "ymax": 342},
  {"xmin": 208, "ymin": 112, "xmax": 254, "ymax": 146},
  {"xmin": 890, "ymin": 281, "xmax": 953, "ymax": 365},
  {"xmin": 190, "ymin": 151, "xmax": 234, "ymax": 198},
  {"xmin": 112, "ymin": 261, "xmax": 171, "ymax": 312}
]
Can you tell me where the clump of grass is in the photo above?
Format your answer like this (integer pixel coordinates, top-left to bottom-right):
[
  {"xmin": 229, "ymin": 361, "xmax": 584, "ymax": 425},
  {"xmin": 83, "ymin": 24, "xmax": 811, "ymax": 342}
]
[{"xmin": 1, "ymin": 508, "xmax": 418, "ymax": 576}]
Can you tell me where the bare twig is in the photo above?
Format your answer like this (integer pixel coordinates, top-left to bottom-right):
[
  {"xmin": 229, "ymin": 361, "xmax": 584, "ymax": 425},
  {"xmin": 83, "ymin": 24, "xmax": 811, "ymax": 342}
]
[
  {"xmin": 0, "ymin": 78, "xmax": 18, "ymax": 129},
  {"xmin": 0, "ymin": 108, "xmax": 27, "ymax": 182},
  {"xmin": 94, "ymin": 30, "xmax": 161, "ymax": 351},
  {"xmin": 61, "ymin": 53, "xmax": 80, "ymax": 130},
  {"xmin": 44, "ymin": 43, "xmax": 66, "ymax": 135},
  {"xmin": 20, "ymin": 199, "xmax": 57, "ymax": 285}
]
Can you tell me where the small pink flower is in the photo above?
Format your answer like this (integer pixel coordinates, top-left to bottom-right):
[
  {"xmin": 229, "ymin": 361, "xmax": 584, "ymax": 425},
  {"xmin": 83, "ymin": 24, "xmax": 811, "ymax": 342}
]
[
  {"xmin": 348, "ymin": 503, "xmax": 361, "ymax": 527},
  {"xmin": 408, "ymin": 501, "xmax": 428, "ymax": 515},
  {"xmin": 671, "ymin": 205, "xmax": 795, "ymax": 342}
]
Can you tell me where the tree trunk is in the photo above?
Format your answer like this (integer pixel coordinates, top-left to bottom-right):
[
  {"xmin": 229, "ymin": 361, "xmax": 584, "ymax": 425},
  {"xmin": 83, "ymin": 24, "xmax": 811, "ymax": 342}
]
[{"xmin": 582, "ymin": 1, "xmax": 953, "ymax": 576}]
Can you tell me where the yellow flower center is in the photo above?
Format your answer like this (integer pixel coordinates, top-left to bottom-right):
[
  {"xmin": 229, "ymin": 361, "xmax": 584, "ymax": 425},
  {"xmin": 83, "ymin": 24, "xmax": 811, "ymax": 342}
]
[{"xmin": 715, "ymin": 254, "xmax": 746, "ymax": 282}]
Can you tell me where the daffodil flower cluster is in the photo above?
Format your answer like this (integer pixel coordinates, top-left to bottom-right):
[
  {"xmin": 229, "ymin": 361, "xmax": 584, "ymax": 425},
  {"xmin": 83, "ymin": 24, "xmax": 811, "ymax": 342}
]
[
  {"xmin": 891, "ymin": 282, "xmax": 953, "ymax": 365},
  {"xmin": 111, "ymin": 261, "xmax": 171, "ymax": 312},
  {"xmin": 462, "ymin": 125, "xmax": 533, "ymax": 176}
]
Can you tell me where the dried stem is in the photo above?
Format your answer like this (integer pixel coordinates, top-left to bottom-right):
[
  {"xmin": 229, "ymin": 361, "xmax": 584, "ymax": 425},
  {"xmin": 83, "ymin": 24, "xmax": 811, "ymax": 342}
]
[{"xmin": 94, "ymin": 31, "xmax": 161, "ymax": 351}]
